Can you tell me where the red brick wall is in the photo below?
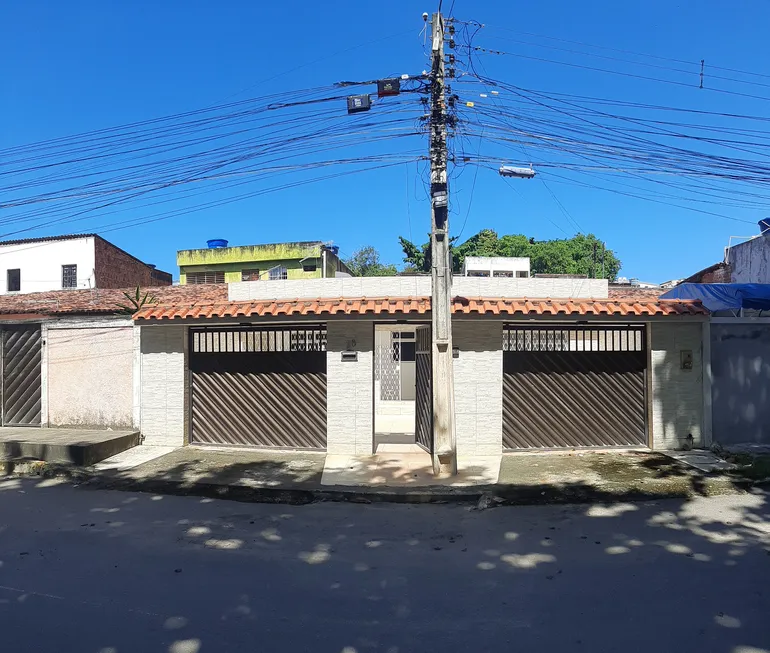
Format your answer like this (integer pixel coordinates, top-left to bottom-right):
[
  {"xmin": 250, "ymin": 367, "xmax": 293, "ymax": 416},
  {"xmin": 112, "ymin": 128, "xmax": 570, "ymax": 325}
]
[{"xmin": 94, "ymin": 237, "xmax": 172, "ymax": 288}]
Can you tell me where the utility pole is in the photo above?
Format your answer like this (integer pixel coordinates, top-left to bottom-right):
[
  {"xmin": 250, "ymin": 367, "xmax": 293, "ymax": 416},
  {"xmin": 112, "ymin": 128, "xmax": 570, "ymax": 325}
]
[{"xmin": 429, "ymin": 11, "xmax": 456, "ymax": 476}]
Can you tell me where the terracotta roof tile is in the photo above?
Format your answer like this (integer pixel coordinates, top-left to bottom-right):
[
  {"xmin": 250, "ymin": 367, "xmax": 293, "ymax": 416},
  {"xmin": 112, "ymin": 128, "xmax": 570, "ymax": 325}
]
[
  {"xmin": 134, "ymin": 295, "xmax": 708, "ymax": 320},
  {"xmin": 0, "ymin": 284, "xmax": 228, "ymax": 317}
]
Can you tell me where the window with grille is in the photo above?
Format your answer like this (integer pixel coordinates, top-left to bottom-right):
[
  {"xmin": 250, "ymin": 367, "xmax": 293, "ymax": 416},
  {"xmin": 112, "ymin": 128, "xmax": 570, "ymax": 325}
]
[
  {"xmin": 186, "ymin": 271, "xmax": 225, "ymax": 284},
  {"xmin": 241, "ymin": 269, "xmax": 261, "ymax": 281},
  {"xmin": 192, "ymin": 326, "xmax": 327, "ymax": 353},
  {"xmin": 516, "ymin": 271, "xmax": 529, "ymax": 278},
  {"xmin": 62, "ymin": 264, "xmax": 77, "ymax": 289},
  {"xmin": 7, "ymin": 269, "xmax": 20, "ymax": 292},
  {"xmin": 269, "ymin": 266, "xmax": 288, "ymax": 281}
]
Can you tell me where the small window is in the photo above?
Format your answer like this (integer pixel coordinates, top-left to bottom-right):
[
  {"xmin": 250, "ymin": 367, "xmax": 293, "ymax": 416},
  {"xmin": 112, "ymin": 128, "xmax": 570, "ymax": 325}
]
[
  {"xmin": 302, "ymin": 262, "xmax": 317, "ymax": 272},
  {"xmin": 7, "ymin": 269, "xmax": 20, "ymax": 292},
  {"xmin": 62, "ymin": 264, "xmax": 77, "ymax": 289},
  {"xmin": 187, "ymin": 271, "xmax": 225, "ymax": 285},
  {"xmin": 269, "ymin": 266, "xmax": 288, "ymax": 281},
  {"xmin": 516, "ymin": 271, "xmax": 529, "ymax": 278},
  {"xmin": 493, "ymin": 270, "xmax": 514, "ymax": 278},
  {"xmin": 241, "ymin": 269, "xmax": 261, "ymax": 281},
  {"xmin": 399, "ymin": 341, "xmax": 416, "ymax": 362},
  {"xmin": 467, "ymin": 270, "xmax": 490, "ymax": 277}
]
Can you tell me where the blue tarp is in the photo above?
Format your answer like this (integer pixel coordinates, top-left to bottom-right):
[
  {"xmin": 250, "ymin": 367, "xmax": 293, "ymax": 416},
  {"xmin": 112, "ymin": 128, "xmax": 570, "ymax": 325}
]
[{"xmin": 660, "ymin": 283, "xmax": 770, "ymax": 312}]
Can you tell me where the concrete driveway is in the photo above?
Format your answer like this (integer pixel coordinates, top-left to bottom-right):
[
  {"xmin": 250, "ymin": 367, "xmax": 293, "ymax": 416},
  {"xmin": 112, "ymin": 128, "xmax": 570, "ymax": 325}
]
[{"xmin": 0, "ymin": 478, "xmax": 768, "ymax": 653}]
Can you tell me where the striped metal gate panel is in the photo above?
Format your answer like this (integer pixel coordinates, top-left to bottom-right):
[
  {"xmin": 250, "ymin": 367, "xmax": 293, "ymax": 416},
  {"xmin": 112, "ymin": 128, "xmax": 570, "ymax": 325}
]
[
  {"xmin": 414, "ymin": 325, "xmax": 433, "ymax": 453},
  {"xmin": 190, "ymin": 326, "xmax": 327, "ymax": 449},
  {"xmin": 503, "ymin": 325, "xmax": 647, "ymax": 449},
  {"xmin": 2, "ymin": 326, "xmax": 42, "ymax": 426}
]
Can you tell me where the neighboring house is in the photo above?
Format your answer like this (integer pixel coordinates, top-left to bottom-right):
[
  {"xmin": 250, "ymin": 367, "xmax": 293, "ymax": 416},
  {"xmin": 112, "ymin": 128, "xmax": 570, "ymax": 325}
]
[
  {"xmin": 0, "ymin": 234, "xmax": 172, "ymax": 295},
  {"xmin": 133, "ymin": 277, "xmax": 708, "ymax": 458},
  {"xmin": 725, "ymin": 222, "xmax": 770, "ymax": 282},
  {"xmin": 177, "ymin": 240, "xmax": 352, "ymax": 285},
  {"xmin": 462, "ymin": 256, "xmax": 530, "ymax": 278},
  {"xmin": 0, "ymin": 285, "xmax": 224, "ymax": 429},
  {"xmin": 681, "ymin": 220, "xmax": 770, "ymax": 286},
  {"xmin": 681, "ymin": 261, "xmax": 732, "ymax": 284}
]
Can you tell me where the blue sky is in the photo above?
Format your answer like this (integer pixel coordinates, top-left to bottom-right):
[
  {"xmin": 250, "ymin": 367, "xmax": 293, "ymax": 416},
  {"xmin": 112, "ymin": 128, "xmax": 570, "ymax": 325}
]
[{"xmin": 2, "ymin": 0, "xmax": 769, "ymax": 282}]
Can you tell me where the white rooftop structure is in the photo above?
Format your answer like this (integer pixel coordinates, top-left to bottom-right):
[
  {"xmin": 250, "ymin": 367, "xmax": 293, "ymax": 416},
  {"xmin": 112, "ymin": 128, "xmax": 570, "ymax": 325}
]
[{"xmin": 461, "ymin": 256, "xmax": 530, "ymax": 278}]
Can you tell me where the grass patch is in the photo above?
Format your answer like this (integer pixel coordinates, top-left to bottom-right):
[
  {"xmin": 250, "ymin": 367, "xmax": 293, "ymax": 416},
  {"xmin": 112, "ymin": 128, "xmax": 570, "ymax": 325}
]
[{"xmin": 725, "ymin": 453, "xmax": 770, "ymax": 481}]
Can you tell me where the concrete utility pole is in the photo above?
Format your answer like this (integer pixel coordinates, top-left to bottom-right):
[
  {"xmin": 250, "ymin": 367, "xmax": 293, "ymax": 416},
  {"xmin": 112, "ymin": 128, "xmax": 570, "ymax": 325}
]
[{"xmin": 429, "ymin": 11, "xmax": 456, "ymax": 476}]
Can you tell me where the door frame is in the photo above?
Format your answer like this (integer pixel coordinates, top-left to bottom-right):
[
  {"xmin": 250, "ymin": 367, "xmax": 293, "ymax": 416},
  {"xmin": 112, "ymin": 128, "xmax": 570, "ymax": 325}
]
[{"xmin": 370, "ymin": 320, "xmax": 430, "ymax": 454}]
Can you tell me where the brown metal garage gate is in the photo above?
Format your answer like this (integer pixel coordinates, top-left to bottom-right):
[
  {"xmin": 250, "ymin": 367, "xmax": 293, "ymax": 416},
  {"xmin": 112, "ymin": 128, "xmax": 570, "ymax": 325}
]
[
  {"xmin": 502, "ymin": 324, "xmax": 648, "ymax": 449},
  {"xmin": 190, "ymin": 325, "xmax": 327, "ymax": 449}
]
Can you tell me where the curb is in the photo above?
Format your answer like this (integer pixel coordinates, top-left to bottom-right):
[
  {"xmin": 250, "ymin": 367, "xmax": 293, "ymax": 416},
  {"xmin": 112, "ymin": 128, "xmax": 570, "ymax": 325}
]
[{"xmin": 6, "ymin": 461, "xmax": 766, "ymax": 508}]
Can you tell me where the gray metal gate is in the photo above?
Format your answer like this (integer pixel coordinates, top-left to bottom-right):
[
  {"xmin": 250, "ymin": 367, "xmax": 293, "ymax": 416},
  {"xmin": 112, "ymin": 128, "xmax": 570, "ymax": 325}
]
[
  {"xmin": 190, "ymin": 326, "xmax": 327, "ymax": 449},
  {"xmin": 414, "ymin": 325, "xmax": 433, "ymax": 452},
  {"xmin": 2, "ymin": 325, "xmax": 42, "ymax": 426},
  {"xmin": 503, "ymin": 325, "xmax": 647, "ymax": 449}
]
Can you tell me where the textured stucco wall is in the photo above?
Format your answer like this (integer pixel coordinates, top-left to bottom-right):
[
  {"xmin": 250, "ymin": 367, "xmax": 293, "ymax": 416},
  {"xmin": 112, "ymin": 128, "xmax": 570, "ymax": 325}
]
[
  {"xmin": 47, "ymin": 326, "xmax": 134, "ymax": 428},
  {"xmin": 140, "ymin": 326, "xmax": 187, "ymax": 446},
  {"xmin": 177, "ymin": 242, "xmax": 322, "ymax": 267},
  {"xmin": 650, "ymin": 322, "xmax": 704, "ymax": 449},
  {"xmin": 453, "ymin": 320, "xmax": 503, "ymax": 456},
  {"xmin": 727, "ymin": 236, "xmax": 770, "ymax": 283},
  {"xmin": 326, "ymin": 321, "xmax": 373, "ymax": 455},
  {"xmin": 180, "ymin": 258, "xmax": 323, "ymax": 284}
]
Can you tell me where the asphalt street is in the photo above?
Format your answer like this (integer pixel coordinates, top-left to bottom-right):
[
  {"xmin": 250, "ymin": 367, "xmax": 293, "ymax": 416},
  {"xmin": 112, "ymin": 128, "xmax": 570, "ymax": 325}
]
[{"xmin": 0, "ymin": 477, "xmax": 768, "ymax": 653}]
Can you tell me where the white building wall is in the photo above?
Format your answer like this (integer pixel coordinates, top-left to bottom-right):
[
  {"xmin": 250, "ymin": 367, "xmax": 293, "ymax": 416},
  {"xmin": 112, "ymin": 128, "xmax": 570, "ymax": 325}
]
[
  {"xmin": 0, "ymin": 237, "xmax": 96, "ymax": 294},
  {"xmin": 140, "ymin": 325, "xmax": 187, "ymax": 447},
  {"xmin": 452, "ymin": 320, "xmax": 503, "ymax": 456},
  {"xmin": 727, "ymin": 235, "xmax": 770, "ymax": 283},
  {"xmin": 46, "ymin": 321, "xmax": 134, "ymax": 428},
  {"xmin": 650, "ymin": 322, "xmax": 705, "ymax": 450},
  {"xmin": 462, "ymin": 256, "xmax": 530, "ymax": 277},
  {"xmin": 229, "ymin": 277, "xmax": 608, "ymax": 301},
  {"xmin": 326, "ymin": 321, "xmax": 373, "ymax": 455}
]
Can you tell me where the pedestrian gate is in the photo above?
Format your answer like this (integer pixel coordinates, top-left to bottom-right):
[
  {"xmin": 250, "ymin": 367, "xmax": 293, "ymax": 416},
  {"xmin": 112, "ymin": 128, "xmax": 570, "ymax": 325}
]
[
  {"xmin": 414, "ymin": 325, "xmax": 433, "ymax": 453},
  {"xmin": 1, "ymin": 325, "xmax": 42, "ymax": 426},
  {"xmin": 502, "ymin": 325, "xmax": 647, "ymax": 449},
  {"xmin": 190, "ymin": 326, "xmax": 327, "ymax": 449}
]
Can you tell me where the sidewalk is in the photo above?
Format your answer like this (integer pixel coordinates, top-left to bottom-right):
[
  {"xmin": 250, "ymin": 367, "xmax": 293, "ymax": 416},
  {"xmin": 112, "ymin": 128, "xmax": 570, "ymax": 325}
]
[{"xmin": 8, "ymin": 445, "xmax": 759, "ymax": 506}]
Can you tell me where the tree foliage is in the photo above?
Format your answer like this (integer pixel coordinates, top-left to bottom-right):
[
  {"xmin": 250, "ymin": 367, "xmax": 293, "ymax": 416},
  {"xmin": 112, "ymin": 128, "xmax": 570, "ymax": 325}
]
[
  {"xmin": 399, "ymin": 230, "xmax": 621, "ymax": 280},
  {"xmin": 344, "ymin": 246, "xmax": 398, "ymax": 277}
]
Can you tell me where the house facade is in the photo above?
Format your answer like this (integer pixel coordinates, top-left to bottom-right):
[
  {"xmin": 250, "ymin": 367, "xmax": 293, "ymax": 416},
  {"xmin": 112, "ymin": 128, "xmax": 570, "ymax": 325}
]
[
  {"xmin": 133, "ymin": 277, "xmax": 709, "ymax": 459},
  {"xmin": 0, "ymin": 234, "xmax": 172, "ymax": 295},
  {"xmin": 177, "ymin": 240, "xmax": 351, "ymax": 285},
  {"xmin": 0, "ymin": 285, "xmax": 224, "ymax": 430}
]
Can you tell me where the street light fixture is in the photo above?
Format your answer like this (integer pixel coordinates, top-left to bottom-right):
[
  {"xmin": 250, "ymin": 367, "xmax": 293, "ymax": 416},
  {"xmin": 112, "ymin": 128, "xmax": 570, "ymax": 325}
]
[{"xmin": 499, "ymin": 165, "xmax": 536, "ymax": 179}]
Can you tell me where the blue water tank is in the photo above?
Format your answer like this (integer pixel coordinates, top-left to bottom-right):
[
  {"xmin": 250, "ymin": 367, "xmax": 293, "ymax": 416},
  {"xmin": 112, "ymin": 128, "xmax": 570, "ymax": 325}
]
[
  {"xmin": 759, "ymin": 219, "xmax": 770, "ymax": 235},
  {"xmin": 207, "ymin": 239, "xmax": 228, "ymax": 249}
]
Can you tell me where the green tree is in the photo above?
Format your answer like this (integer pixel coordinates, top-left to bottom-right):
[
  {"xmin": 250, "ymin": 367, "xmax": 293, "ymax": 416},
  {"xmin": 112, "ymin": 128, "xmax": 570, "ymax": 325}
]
[
  {"xmin": 344, "ymin": 246, "xmax": 398, "ymax": 277},
  {"xmin": 398, "ymin": 231, "xmax": 621, "ymax": 280}
]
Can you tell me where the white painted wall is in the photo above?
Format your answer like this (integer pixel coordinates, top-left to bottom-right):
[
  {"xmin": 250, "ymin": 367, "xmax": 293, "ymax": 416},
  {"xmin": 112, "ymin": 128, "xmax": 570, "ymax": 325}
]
[
  {"xmin": 229, "ymin": 277, "xmax": 608, "ymax": 301},
  {"xmin": 650, "ymin": 322, "xmax": 705, "ymax": 450},
  {"xmin": 727, "ymin": 235, "xmax": 770, "ymax": 283},
  {"xmin": 140, "ymin": 325, "xmax": 187, "ymax": 447},
  {"xmin": 326, "ymin": 321, "xmax": 373, "ymax": 455},
  {"xmin": 462, "ymin": 256, "xmax": 530, "ymax": 277},
  {"xmin": 47, "ymin": 323, "xmax": 134, "ymax": 428},
  {"xmin": 0, "ymin": 237, "xmax": 96, "ymax": 294},
  {"xmin": 453, "ymin": 320, "xmax": 503, "ymax": 456}
]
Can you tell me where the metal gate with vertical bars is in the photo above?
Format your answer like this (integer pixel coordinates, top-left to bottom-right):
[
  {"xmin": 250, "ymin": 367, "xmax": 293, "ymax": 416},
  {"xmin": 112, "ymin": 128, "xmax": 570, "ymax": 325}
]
[
  {"xmin": 503, "ymin": 324, "xmax": 647, "ymax": 449},
  {"xmin": 190, "ymin": 325, "xmax": 327, "ymax": 449},
  {"xmin": 2, "ymin": 325, "xmax": 42, "ymax": 426},
  {"xmin": 414, "ymin": 325, "xmax": 433, "ymax": 452}
]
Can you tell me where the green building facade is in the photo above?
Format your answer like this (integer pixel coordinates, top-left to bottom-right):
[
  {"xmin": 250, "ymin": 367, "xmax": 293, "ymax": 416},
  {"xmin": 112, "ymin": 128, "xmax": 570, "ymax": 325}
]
[{"xmin": 177, "ymin": 241, "xmax": 350, "ymax": 285}]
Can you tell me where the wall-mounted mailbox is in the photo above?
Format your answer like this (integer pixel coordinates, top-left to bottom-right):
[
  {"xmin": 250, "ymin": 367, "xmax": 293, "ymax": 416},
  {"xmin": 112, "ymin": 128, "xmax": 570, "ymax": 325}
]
[
  {"xmin": 341, "ymin": 351, "xmax": 358, "ymax": 362},
  {"xmin": 681, "ymin": 350, "xmax": 693, "ymax": 370},
  {"xmin": 452, "ymin": 346, "xmax": 460, "ymax": 359}
]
